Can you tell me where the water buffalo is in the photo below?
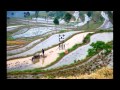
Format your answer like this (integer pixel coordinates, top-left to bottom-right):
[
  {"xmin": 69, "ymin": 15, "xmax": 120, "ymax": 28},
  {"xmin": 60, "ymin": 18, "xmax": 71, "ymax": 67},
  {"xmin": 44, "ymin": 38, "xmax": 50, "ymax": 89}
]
[{"xmin": 32, "ymin": 53, "xmax": 40, "ymax": 62}]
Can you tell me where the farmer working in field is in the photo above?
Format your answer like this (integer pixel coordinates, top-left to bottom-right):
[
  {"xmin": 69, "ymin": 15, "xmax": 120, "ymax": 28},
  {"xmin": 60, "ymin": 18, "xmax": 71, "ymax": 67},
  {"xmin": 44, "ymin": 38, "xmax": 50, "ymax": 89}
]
[{"xmin": 42, "ymin": 49, "xmax": 44, "ymax": 57}]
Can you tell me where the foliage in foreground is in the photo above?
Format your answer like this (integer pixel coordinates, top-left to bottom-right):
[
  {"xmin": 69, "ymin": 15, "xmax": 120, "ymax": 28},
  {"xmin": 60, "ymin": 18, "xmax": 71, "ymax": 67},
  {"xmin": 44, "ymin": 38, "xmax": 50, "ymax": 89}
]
[
  {"xmin": 53, "ymin": 67, "xmax": 113, "ymax": 79},
  {"xmin": 87, "ymin": 41, "xmax": 112, "ymax": 57}
]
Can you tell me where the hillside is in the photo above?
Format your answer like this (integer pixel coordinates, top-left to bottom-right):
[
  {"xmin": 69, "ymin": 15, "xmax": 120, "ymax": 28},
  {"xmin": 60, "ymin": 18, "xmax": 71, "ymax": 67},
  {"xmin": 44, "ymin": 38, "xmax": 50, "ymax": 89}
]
[{"xmin": 7, "ymin": 11, "xmax": 113, "ymax": 79}]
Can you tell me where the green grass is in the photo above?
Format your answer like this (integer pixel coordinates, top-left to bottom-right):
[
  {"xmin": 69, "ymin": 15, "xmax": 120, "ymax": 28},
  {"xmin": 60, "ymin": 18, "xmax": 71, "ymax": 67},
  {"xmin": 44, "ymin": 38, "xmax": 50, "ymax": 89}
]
[
  {"xmin": 82, "ymin": 29, "xmax": 113, "ymax": 32},
  {"xmin": 58, "ymin": 29, "xmax": 78, "ymax": 33},
  {"xmin": 7, "ymin": 68, "xmax": 45, "ymax": 75},
  {"xmin": 68, "ymin": 43, "xmax": 81, "ymax": 52},
  {"xmin": 59, "ymin": 30, "xmax": 68, "ymax": 33},
  {"xmin": 83, "ymin": 33, "xmax": 94, "ymax": 43}
]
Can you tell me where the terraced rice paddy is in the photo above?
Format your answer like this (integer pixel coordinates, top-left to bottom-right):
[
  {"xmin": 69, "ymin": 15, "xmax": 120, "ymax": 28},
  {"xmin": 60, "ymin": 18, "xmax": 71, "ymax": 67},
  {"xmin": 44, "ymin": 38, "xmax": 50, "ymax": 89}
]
[
  {"xmin": 7, "ymin": 31, "xmax": 80, "ymax": 59},
  {"xmin": 45, "ymin": 32, "xmax": 113, "ymax": 70}
]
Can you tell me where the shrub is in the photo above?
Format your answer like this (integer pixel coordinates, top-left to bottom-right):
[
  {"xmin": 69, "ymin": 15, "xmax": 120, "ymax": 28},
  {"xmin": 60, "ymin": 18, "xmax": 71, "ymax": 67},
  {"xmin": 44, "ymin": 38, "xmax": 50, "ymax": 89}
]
[
  {"xmin": 87, "ymin": 41, "xmax": 112, "ymax": 57},
  {"xmin": 59, "ymin": 30, "xmax": 67, "ymax": 33},
  {"xmin": 59, "ymin": 52, "xmax": 65, "ymax": 57},
  {"xmin": 74, "ymin": 60, "xmax": 77, "ymax": 63},
  {"xmin": 90, "ymin": 41, "xmax": 105, "ymax": 52},
  {"xmin": 83, "ymin": 33, "xmax": 93, "ymax": 43},
  {"xmin": 54, "ymin": 52, "xmax": 65, "ymax": 63},
  {"xmin": 87, "ymin": 48, "xmax": 96, "ymax": 57},
  {"xmin": 47, "ymin": 75, "xmax": 55, "ymax": 79}
]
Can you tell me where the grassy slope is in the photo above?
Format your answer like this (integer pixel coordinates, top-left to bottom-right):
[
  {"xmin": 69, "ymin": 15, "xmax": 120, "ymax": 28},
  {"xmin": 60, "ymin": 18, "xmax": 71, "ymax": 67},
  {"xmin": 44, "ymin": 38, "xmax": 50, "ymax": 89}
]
[
  {"xmin": 54, "ymin": 67, "xmax": 113, "ymax": 79},
  {"xmin": 78, "ymin": 20, "xmax": 103, "ymax": 30}
]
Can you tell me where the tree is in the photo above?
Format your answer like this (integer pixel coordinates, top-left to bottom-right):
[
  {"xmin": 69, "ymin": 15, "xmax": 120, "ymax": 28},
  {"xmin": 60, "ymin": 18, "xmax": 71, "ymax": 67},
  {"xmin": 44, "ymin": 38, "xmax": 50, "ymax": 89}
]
[
  {"xmin": 11, "ymin": 12, "xmax": 14, "ymax": 18},
  {"xmin": 63, "ymin": 12, "xmax": 72, "ymax": 30},
  {"xmin": 87, "ymin": 11, "xmax": 93, "ymax": 17},
  {"xmin": 11, "ymin": 12, "xmax": 14, "ymax": 15},
  {"xmin": 53, "ymin": 17, "xmax": 59, "ymax": 33},
  {"xmin": 24, "ymin": 12, "xmax": 30, "ymax": 19}
]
